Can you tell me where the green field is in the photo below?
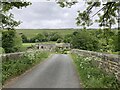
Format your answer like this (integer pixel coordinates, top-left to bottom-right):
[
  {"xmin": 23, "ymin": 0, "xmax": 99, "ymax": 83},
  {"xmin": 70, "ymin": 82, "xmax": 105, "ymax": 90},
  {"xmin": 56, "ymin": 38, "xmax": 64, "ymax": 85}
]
[
  {"xmin": 16, "ymin": 29, "xmax": 118, "ymax": 39},
  {"xmin": 22, "ymin": 43, "xmax": 36, "ymax": 47},
  {"xmin": 22, "ymin": 42, "xmax": 56, "ymax": 46},
  {"xmin": 16, "ymin": 29, "xmax": 78, "ymax": 39}
]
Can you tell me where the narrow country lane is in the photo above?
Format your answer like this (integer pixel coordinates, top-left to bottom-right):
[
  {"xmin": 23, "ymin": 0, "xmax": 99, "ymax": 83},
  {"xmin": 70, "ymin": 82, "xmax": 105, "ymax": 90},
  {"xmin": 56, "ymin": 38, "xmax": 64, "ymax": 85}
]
[{"xmin": 4, "ymin": 54, "xmax": 80, "ymax": 88}]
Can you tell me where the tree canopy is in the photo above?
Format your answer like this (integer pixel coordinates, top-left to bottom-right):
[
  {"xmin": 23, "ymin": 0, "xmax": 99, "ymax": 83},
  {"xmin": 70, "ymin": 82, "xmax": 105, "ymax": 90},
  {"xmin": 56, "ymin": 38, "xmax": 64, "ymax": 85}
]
[
  {"xmin": 0, "ymin": 1, "xmax": 31, "ymax": 30},
  {"xmin": 56, "ymin": 0, "xmax": 120, "ymax": 29},
  {"xmin": 0, "ymin": 0, "xmax": 119, "ymax": 29}
]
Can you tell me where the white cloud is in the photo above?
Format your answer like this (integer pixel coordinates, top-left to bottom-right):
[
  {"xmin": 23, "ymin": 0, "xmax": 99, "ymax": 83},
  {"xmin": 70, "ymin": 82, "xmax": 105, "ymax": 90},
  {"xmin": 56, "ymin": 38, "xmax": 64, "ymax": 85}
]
[
  {"xmin": 11, "ymin": 2, "xmax": 117, "ymax": 29},
  {"xmin": 11, "ymin": 2, "xmax": 82, "ymax": 29}
]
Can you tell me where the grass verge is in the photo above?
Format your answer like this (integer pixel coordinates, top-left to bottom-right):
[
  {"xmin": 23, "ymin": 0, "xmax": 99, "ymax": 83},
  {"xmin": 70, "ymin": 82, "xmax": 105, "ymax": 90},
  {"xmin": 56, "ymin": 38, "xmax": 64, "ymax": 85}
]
[
  {"xmin": 71, "ymin": 54, "xmax": 120, "ymax": 89},
  {"xmin": 2, "ymin": 51, "xmax": 50, "ymax": 85}
]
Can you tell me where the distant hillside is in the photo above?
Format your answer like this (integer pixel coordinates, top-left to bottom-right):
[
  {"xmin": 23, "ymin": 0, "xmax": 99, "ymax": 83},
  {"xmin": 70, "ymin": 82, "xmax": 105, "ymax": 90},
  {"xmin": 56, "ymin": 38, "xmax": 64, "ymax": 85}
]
[{"xmin": 16, "ymin": 29, "xmax": 79, "ymax": 39}]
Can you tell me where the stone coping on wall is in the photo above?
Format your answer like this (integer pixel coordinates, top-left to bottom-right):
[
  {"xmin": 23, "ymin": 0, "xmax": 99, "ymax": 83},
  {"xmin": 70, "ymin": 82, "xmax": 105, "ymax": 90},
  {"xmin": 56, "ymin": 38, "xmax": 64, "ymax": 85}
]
[
  {"xmin": 0, "ymin": 49, "xmax": 51, "ymax": 61},
  {"xmin": 71, "ymin": 49, "xmax": 120, "ymax": 63}
]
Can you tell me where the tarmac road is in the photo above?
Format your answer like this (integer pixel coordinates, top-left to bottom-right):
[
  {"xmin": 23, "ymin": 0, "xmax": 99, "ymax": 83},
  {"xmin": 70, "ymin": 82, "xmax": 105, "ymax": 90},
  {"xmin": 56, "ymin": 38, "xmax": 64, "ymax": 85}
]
[{"xmin": 5, "ymin": 54, "xmax": 80, "ymax": 88}]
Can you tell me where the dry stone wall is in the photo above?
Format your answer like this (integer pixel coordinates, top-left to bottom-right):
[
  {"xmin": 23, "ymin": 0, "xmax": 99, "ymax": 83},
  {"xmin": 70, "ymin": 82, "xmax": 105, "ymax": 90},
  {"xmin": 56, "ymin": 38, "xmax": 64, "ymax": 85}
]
[
  {"xmin": 0, "ymin": 50, "xmax": 50, "ymax": 62},
  {"xmin": 71, "ymin": 49, "xmax": 120, "ymax": 81}
]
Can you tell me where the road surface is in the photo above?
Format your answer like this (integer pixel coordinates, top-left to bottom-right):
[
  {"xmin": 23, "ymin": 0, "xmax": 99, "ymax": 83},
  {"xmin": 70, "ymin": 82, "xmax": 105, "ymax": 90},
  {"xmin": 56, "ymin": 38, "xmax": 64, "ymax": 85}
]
[{"xmin": 5, "ymin": 54, "xmax": 80, "ymax": 88}]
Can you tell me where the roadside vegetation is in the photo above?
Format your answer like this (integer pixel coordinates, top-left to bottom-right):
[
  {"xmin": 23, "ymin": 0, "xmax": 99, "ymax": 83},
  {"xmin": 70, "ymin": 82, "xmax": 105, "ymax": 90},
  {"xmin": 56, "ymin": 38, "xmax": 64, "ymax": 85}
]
[
  {"xmin": 71, "ymin": 29, "xmax": 119, "ymax": 54},
  {"xmin": 71, "ymin": 54, "xmax": 120, "ymax": 89},
  {"xmin": 2, "ymin": 51, "xmax": 50, "ymax": 85}
]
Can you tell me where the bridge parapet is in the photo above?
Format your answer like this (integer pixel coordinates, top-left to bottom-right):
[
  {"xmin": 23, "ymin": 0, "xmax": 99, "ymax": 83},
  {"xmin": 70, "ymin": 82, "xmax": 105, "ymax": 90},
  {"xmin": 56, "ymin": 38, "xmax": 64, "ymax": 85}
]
[{"xmin": 71, "ymin": 49, "xmax": 120, "ymax": 81}]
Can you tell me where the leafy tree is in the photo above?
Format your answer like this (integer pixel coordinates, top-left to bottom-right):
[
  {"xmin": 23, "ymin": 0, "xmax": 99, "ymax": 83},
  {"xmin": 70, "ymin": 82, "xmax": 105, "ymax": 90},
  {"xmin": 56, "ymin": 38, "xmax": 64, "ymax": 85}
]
[
  {"xmin": 21, "ymin": 34, "xmax": 28, "ymax": 43},
  {"xmin": 63, "ymin": 34, "xmax": 72, "ymax": 43},
  {"xmin": 34, "ymin": 33, "xmax": 46, "ymax": 42},
  {"xmin": 13, "ymin": 32, "xmax": 23, "ymax": 52},
  {"xmin": 0, "ymin": 1, "xmax": 31, "ymax": 30},
  {"xmin": 29, "ymin": 37, "xmax": 36, "ymax": 43},
  {"xmin": 117, "ymin": 31, "xmax": 120, "ymax": 52},
  {"xmin": 43, "ymin": 32, "xmax": 49, "ymax": 41},
  {"xmin": 57, "ymin": 1, "xmax": 120, "ymax": 29},
  {"xmin": 49, "ymin": 32, "xmax": 62, "ymax": 41},
  {"xmin": 73, "ymin": 31, "xmax": 79, "ymax": 36},
  {"xmin": 1, "ymin": 1, "xmax": 30, "ymax": 53},
  {"xmin": 56, "ymin": 1, "xmax": 119, "ymax": 53},
  {"xmin": 2, "ymin": 30, "xmax": 22, "ymax": 53},
  {"xmin": 71, "ymin": 30, "xmax": 99, "ymax": 51},
  {"xmin": 95, "ymin": 28, "xmax": 115, "ymax": 52},
  {"xmin": 76, "ymin": 11, "xmax": 93, "ymax": 29},
  {"xmin": 113, "ymin": 31, "xmax": 120, "ymax": 52}
]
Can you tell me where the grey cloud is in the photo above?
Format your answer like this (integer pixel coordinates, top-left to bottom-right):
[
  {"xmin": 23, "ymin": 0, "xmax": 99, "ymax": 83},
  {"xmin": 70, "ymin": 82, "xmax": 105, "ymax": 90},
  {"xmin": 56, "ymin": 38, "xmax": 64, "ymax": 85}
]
[{"xmin": 11, "ymin": 2, "xmax": 113, "ymax": 29}]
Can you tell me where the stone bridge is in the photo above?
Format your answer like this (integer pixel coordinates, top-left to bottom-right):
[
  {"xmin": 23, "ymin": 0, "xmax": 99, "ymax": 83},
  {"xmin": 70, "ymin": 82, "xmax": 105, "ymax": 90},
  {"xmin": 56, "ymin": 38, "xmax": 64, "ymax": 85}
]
[{"xmin": 35, "ymin": 43, "xmax": 71, "ymax": 50}]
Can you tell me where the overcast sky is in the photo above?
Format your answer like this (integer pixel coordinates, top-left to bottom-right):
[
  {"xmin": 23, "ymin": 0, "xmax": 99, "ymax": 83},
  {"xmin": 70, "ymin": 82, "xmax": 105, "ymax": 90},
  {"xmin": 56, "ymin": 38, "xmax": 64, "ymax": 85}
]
[{"xmin": 11, "ymin": 1, "xmax": 117, "ymax": 29}]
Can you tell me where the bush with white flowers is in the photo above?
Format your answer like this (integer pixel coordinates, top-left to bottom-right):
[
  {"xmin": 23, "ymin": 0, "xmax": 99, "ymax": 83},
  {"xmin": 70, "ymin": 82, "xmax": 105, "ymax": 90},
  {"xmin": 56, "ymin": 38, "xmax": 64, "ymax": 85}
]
[{"xmin": 2, "ymin": 51, "xmax": 50, "ymax": 85}]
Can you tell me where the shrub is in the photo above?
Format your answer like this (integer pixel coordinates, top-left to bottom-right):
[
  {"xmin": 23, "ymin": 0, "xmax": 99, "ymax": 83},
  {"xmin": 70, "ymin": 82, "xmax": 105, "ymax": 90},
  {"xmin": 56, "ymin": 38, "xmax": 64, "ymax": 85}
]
[
  {"xmin": 71, "ymin": 30, "xmax": 99, "ymax": 51},
  {"xmin": 49, "ymin": 32, "xmax": 61, "ymax": 41},
  {"xmin": 21, "ymin": 34, "xmax": 28, "ymax": 43},
  {"xmin": 34, "ymin": 33, "xmax": 46, "ymax": 42},
  {"xmin": 57, "ymin": 39, "xmax": 62, "ymax": 43},
  {"xmin": 63, "ymin": 34, "xmax": 72, "ymax": 43},
  {"xmin": 43, "ymin": 32, "xmax": 49, "ymax": 41}
]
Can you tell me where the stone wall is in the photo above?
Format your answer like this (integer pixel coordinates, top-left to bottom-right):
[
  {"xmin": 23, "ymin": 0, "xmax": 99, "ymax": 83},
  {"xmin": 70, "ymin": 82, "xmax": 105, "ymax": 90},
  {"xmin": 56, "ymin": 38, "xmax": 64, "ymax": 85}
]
[
  {"xmin": 1, "ymin": 52, "xmax": 24, "ymax": 61},
  {"xmin": 0, "ymin": 50, "xmax": 49, "ymax": 62},
  {"xmin": 71, "ymin": 49, "xmax": 120, "ymax": 81},
  {"xmin": 35, "ymin": 43, "xmax": 71, "ymax": 50},
  {"xmin": 1, "ymin": 44, "xmax": 59, "ymax": 62},
  {"xmin": 35, "ymin": 44, "xmax": 56, "ymax": 51}
]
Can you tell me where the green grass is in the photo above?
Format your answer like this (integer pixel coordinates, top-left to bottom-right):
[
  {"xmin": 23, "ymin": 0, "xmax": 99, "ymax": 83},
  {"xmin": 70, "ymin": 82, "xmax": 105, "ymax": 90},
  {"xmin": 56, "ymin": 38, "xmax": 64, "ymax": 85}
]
[
  {"xmin": 16, "ymin": 29, "xmax": 78, "ymax": 39},
  {"xmin": 71, "ymin": 54, "xmax": 120, "ymax": 89},
  {"xmin": 22, "ymin": 43, "xmax": 36, "ymax": 47},
  {"xmin": 111, "ymin": 52, "xmax": 120, "ymax": 55},
  {"xmin": 38, "ymin": 41, "xmax": 56, "ymax": 44},
  {"xmin": 21, "ymin": 43, "xmax": 36, "ymax": 51}
]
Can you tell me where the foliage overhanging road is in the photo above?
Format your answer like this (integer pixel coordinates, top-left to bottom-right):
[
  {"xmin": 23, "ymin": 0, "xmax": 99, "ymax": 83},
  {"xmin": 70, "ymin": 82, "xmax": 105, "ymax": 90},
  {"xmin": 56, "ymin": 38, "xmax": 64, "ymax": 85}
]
[{"xmin": 5, "ymin": 54, "xmax": 80, "ymax": 88}]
